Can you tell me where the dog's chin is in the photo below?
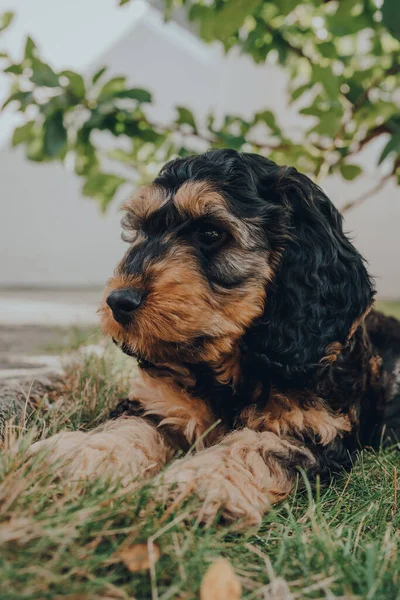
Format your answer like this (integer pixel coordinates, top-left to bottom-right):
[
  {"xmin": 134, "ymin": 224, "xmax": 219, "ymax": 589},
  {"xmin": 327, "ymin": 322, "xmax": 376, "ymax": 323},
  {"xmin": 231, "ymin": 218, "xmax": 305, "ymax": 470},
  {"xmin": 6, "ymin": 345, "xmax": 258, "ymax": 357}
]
[{"xmin": 112, "ymin": 330, "xmax": 212, "ymax": 367}]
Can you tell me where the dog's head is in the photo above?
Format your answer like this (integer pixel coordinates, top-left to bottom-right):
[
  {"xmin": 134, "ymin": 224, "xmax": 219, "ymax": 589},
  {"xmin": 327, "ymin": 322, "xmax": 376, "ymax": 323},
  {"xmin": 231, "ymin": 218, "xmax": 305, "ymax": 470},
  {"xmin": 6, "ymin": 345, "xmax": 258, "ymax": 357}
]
[{"xmin": 99, "ymin": 149, "xmax": 374, "ymax": 381}]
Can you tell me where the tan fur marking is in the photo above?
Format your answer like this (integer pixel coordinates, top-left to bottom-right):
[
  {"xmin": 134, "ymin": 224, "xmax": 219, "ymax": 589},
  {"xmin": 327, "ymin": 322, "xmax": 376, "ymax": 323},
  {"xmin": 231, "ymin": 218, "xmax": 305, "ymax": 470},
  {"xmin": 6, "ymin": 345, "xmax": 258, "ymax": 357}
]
[
  {"xmin": 369, "ymin": 354, "xmax": 383, "ymax": 385},
  {"xmin": 123, "ymin": 184, "xmax": 168, "ymax": 221},
  {"xmin": 320, "ymin": 341, "xmax": 343, "ymax": 364},
  {"xmin": 130, "ymin": 371, "xmax": 225, "ymax": 448},
  {"xmin": 348, "ymin": 305, "xmax": 373, "ymax": 340},
  {"xmin": 174, "ymin": 181, "xmax": 227, "ymax": 218},
  {"xmin": 242, "ymin": 392, "xmax": 351, "ymax": 445},
  {"xmin": 99, "ymin": 244, "xmax": 268, "ymax": 368}
]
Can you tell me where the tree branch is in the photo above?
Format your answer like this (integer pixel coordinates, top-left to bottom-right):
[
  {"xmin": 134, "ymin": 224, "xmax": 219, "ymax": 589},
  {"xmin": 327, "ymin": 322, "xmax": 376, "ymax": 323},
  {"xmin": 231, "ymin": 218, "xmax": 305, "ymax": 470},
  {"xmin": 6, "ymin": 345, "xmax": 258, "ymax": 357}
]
[{"xmin": 341, "ymin": 167, "xmax": 397, "ymax": 214}]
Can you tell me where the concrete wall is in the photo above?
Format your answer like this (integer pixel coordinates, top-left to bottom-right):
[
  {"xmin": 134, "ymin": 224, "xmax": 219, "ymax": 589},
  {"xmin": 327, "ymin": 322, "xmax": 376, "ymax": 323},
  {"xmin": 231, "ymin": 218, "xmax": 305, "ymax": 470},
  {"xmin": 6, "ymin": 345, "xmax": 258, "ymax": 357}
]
[{"xmin": 0, "ymin": 4, "xmax": 399, "ymax": 297}]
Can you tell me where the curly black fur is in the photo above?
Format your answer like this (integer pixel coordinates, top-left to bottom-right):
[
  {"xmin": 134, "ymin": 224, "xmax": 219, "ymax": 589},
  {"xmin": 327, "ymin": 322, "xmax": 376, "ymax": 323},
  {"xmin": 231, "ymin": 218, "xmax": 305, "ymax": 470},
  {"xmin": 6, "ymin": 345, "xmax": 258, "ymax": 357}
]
[
  {"xmin": 156, "ymin": 150, "xmax": 375, "ymax": 382},
  {"xmin": 113, "ymin": 149, "xmax": 400, "ymax": 479}
]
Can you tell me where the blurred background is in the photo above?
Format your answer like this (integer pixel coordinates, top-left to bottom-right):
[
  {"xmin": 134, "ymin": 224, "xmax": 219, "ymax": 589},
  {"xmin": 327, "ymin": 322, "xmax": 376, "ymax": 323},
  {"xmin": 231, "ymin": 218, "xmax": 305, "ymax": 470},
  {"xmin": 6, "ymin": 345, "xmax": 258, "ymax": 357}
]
[{"xmin": 0, "ymin": 0, "xmax": 399, "ymax": 370}]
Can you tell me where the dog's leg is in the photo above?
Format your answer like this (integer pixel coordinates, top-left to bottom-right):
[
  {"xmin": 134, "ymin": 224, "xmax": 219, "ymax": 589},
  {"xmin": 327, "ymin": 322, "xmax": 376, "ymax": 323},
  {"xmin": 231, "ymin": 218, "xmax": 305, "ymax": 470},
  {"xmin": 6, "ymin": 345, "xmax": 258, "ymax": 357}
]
[
  {"xmin": 157, "ymin": 428, "xmax": 315, "ymax": 527},
  {"xmin": 29, "ymin": 417, "xmax": 174, "ymax": 484}
]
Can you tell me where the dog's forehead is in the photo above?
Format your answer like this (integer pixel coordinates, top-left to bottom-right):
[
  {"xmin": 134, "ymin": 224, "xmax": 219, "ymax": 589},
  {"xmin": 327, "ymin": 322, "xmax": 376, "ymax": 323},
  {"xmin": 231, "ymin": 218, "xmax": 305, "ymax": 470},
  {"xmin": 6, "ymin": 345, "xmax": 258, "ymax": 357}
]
[
  {"xmin": 174, "ymin": 181, "xmax": 228, "ymax": 217},
  {"xmin": 125, "ymin": 181, "xmax": 228, "ymax": 221}
]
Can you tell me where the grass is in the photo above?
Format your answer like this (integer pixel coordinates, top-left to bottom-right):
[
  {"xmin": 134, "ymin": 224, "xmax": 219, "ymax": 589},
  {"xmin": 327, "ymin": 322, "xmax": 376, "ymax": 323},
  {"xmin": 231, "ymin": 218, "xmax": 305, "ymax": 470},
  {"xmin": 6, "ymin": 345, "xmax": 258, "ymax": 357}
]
[
  {"xmin": 1, "ymin": 304, "xmax": 400, "ymax": 600},
  {"xmin": 375, "ymin": 300, "xmax": 400, "ymax": 321}
]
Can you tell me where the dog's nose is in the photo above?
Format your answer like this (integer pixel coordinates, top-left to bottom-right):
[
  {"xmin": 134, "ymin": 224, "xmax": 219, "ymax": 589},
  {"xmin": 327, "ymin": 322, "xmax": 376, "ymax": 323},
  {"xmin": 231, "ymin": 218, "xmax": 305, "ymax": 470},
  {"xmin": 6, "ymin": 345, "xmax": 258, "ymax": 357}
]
[{"xmin": 106, "ymin": 288, "xmax": 143, "ymax": 325}]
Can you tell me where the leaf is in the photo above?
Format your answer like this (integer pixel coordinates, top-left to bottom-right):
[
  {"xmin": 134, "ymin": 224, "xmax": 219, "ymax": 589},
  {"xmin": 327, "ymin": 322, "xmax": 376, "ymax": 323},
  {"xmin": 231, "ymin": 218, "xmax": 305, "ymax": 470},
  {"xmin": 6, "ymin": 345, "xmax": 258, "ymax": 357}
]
[
  {"xmin": 119, "ymin": 542, "xmax": 161, "ymax": 572},
  {"xmin": 176, "ymin": 106, "xmax": 197, "ymax": 131},
  {"xmin": 26, "ymin": 136, "xmax": 45, "ymax": 162},
  {"xmin": 201, "ymin": 0, "xmax": 261, "ymax": 41},
  {"xmin": 2, "ymin": 90, "xmax": 33, "ymax": 110},
  {"xmin": 317, "ymin": 42, "xmax": 337, "ymax": 59},
  {"xmin": 60, "ymin": 70, "xmax": 85, "ymax": 100},
  {"xmin": 119, "ymin": 0, "xmax": 132, "ymax": 5},
  {"xmin": 115, "ymin": 88, "xmax": 152, "ymax": 103},
  {"xmin": 378, "ymin": 131, "xmax": 400, "ymax": 164},
  {"xmin": 24, "ymin": 36, "xmax": 38, "ymax": 61},
  {"xmin": 30, "ymin": 59, "xmax": 59, "ymax": 87},
  {"xmin": 99, "ymin": 76, "xmax": 127, "ymax": 98},
  {"xmin": 82, "ymin": 172, "xmax": 126, "ymax": 210},
  {"xmin": 215, "ymin": 132, "xmax": 246, "ymax": 150},
  {"xmin": 290, "ymin": 83, "xmax": 312, "ymax": 103},
  {"xmin": 340, "ymin": 164, "xmax": 363, "ymax": 181},
  {"xmin": 4, "ymin": 64, "xmax": 24, "ymax": 75},
  {"xmin": 382, "ymin": 0, "xmax": 400, "ymax": 41},
  {"xmin": 92, "ymin": 66, "xmax": 107, "ymax": 85},
  {"xmin": 0, "ymin": 11, "xmax": 14, "ymax": 32},
  {"xmin": 312, "ymin": 65, "xmax": 341, "ymax": 99},
  {"xmin": 255, "ymin": 110, "xmax": 281, "ymax": 134},
  {"xmin": 200, "ymin": 558, "xmax": 242, "ymax": 600},
  {"xmin": 12, "ymin": 121, "xmax": 35, "ymax": 146},
  {"xmin": 310, "ymin": 114, "xmax": 341, "ymax": 137},
  {"xmin": 43, "ymin": 111, "xmax": 67, "ymax": 157},
  {"xmin": 277, "ymin": 0, "xmax": 299, "ymax": 17}
]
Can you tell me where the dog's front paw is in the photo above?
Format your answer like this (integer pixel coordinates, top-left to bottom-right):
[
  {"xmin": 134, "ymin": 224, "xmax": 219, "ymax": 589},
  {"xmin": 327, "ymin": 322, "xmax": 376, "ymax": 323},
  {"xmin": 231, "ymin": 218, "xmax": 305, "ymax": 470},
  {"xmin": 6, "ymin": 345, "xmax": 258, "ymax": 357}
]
[
  {"xmin": 28, "ymin": 418, "xmax": 173, "ymax": 485},
  {"xmin": 157, "ymin": 446, "xmax": 270, "ymax": 528},
  {"xmin": 28, "ymin": 430, "xmax": 117, "ymax": 482}
]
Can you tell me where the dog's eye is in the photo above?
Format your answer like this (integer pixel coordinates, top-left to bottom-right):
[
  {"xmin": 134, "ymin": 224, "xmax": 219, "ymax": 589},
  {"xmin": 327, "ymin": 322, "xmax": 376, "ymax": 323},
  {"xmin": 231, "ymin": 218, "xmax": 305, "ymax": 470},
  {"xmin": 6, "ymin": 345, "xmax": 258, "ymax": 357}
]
[{"xmin": 194, "ymin": 225, "xmax": 227, "ymax": 249}]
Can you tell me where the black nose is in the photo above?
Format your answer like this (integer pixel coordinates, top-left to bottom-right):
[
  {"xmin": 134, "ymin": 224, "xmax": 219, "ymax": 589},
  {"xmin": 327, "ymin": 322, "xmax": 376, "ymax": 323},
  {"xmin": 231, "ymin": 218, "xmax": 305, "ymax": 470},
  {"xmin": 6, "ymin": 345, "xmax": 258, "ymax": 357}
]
[{"xmin": 106, "ymin": 288, "xmax": 143, "ymax": 325}]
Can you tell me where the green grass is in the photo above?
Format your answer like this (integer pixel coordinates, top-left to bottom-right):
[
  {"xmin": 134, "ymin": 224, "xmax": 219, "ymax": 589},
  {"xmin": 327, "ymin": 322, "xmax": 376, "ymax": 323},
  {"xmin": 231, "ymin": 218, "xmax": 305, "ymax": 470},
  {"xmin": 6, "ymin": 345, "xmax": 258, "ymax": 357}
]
[
  {"xmin": 1, "ymin": 337, "xmax": 400, "ymax": 599},
  {"xmin": 376, "ymin": 300, "xmax": 400, "ymax": 321}
]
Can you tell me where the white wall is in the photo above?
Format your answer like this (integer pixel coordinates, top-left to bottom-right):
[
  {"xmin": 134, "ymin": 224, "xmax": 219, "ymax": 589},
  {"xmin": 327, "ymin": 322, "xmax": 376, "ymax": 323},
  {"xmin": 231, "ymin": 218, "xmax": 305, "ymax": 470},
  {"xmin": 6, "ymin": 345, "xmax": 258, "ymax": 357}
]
[{"xmin": 0, "ymin": 2, "xmax": 399, "ymax": 296}]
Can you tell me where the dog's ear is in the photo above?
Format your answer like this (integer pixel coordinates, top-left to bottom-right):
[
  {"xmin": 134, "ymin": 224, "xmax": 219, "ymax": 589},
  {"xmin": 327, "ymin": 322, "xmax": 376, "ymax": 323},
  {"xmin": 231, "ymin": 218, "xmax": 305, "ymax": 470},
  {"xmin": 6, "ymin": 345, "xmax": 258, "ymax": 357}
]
[{"xmin": 242, "ymin": 156, "xmax": 375, "ymax": 383}]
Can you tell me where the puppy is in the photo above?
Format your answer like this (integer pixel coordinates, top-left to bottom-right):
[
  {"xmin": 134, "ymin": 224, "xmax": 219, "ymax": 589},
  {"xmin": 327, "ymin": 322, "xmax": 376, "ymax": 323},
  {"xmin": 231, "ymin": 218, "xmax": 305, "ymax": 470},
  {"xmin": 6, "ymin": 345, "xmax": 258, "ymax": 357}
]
[{"xmin": 30, "ymin": 150, "xmax": 400, "ymax": 527}]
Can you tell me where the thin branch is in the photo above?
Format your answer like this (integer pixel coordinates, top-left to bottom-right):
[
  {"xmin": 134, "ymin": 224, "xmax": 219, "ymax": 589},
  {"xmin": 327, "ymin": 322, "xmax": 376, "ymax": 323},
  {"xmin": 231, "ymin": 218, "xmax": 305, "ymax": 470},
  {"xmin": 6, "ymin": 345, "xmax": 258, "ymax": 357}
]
[
  {"xmin": 341, "ymin": 171, "xmax": 394, "ymax": 213},
  {"xmin": 148, "ymin": 119, "xmax": 291, "ymax": 153}
]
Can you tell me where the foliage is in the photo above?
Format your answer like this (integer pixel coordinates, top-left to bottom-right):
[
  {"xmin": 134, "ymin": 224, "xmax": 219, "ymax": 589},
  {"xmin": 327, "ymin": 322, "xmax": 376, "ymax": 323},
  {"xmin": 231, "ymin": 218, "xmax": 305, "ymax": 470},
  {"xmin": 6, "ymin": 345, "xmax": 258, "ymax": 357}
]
[
  {"xmin": 0, "ymin": 0, "xmax": 399, "ymax": 211},
  {"xmin": 1, "ymin": 339, "xmax": 400, "ymax": 599}
]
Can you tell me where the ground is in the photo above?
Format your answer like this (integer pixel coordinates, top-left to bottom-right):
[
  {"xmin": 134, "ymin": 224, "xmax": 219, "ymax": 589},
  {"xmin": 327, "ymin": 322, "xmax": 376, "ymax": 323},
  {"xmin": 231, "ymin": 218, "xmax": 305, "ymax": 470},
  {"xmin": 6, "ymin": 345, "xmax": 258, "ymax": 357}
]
[{"xmin": 0, "ymin": 302, "xmax": 399, "ymax": 600}]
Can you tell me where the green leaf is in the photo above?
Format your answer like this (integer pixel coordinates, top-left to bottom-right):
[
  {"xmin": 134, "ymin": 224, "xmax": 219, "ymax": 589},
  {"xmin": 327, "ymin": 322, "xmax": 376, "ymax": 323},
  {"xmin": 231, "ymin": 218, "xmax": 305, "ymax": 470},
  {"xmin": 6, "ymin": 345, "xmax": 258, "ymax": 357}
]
[
  {"xmin": 378, "ymin": 131, "xmax": 400, "ymax": 164},
  {"xmin": 290, "ymin": 83, "xmax": 312, "ymax": 103},
  {"xmin": 30, "ymin": 59, "xmax": 59, "ymax": 87},
  {"xmin": 60, "ymin": 70, "xmax": 85, "ymax": 100},
  {"xmin": 200, "ymin": 0, "xmax": 261, "ymax": 41},
  {"xmin": 26, "ymin": 136, "xmax": 45, "ymax": 162},
  {"xmin": 176, "ymin": 107, "xmax": 197, "ymax": 131},
  {"xmin": 382, "ymin": 0, "xmax": 400, "ymax": 41},
  {"xmin": 2, "ymin": 90, "xmax": 33, "ymax": 110},
  {"xmin": 4, "ymin": 64, "xmax": 24, "ymax": 75},
  {"xmin": 115, "ymin": 88, "xmax": 152, "ymax": 103},
  {"xmin": 340, "ymin": 164, "xmax": 363, "ymax": 181},
  {"xmin": 24, "ymin": 36, "xmax": 38, "ymax": 61},
  {"xmin": 43, "ymin": 111, "xmax": 67, "ymax": 157},
  {"xmin": 82, "ymin": 172, "xmax": 126, "ymax": 210},
  {"xmin": 119, "ymin": 0, "xmax": 132, "ymax": 5},
  {"xmin": 312, "ymin": 65, "xmax": 341, "ymax": 99},
  {"xmin": 99, "ymin": 76, "xmax": 127, "ymax": 98},
  {"xmin": 277, "ymin": 0, "xmax": 299, "ymax": 16},
  {"xmin": 311, "ymin": 114, "xmax": 341, "ymax": 137},
  {"xmin": 12, "ymin": 121, "xmax": 36, "ymax": 146},
  {"xmin": 255, "ymin": 110, "xmax": 281, "ymax": 134},
  {"xmin": 0, "ymin": 11, "xmax": 14, "ymax": 32},
  {"xmin": 214, "ymin": 132, "xmax": 246, "ymax": 150},
  {"xmin": 92, "ymin": 66, "xmax": 107, "ymax": 85},
  {"xmin": 317, "ymin": 42, "xmax": 337, "ymax": 59}
]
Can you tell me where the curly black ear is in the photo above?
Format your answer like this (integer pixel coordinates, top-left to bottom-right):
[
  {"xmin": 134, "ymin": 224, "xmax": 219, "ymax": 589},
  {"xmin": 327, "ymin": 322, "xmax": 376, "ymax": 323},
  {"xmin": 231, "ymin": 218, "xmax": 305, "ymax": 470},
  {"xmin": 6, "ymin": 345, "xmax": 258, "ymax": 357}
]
[{"xmin": 242, "ymin": 156, "xmax": 375, "ymax": 383}]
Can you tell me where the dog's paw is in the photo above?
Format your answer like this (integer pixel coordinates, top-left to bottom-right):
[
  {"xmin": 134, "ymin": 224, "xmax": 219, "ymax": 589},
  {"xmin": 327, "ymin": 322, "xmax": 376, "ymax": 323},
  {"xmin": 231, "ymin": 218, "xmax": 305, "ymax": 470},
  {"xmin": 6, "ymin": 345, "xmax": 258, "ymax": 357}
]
[
  {"xmin": 157, "ymin": 446, "xmax": 269, "ymax": 528},
  {"xmin": 28, "ymin": 430, "xmax": 116, "ymax": 482},
  {"xmin": 28, "ymin": 419, "xmax": 173, "ymax": 485}
]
